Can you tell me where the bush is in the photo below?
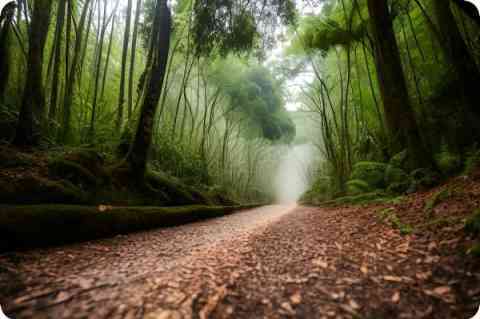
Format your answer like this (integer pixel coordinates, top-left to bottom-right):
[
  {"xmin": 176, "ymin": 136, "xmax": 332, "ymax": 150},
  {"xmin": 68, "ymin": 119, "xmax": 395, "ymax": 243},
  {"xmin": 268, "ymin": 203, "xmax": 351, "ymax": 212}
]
[
  {"xmin": 346, "ymin": 179, "xmax": 372, "ymax": 195},
  {"xmin": 385, "ymin": 165, "xmax": 409, "ymax": 185},
  {"xmin": 410, "ymin": 168, "xmax": 440, "ymax": 189},
  {"xmin": 350, "ymin": 162, "xmax": 388, "ymax": 189},
  {"xmin": 435, "ymin": 149, "xmax": 462, "ymax": 176},
  {"xmin": 389, "ymin": 150, "xmax": 408, "ymax": 169}
]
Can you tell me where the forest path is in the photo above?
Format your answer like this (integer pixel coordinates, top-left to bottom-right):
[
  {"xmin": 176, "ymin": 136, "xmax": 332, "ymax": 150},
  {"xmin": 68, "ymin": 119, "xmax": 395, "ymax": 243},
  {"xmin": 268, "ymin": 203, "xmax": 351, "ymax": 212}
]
[{"xmin": 0, "ymin": 205, "xmax": 478, "ymax": 319}]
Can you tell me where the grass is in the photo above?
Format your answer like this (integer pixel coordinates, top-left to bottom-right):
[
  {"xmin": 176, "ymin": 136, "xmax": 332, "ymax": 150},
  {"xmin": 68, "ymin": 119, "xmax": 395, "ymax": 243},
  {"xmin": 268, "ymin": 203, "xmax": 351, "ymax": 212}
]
[{"xmin": 376, "ymin": 207, "xmax": 414, "ymax": 235}]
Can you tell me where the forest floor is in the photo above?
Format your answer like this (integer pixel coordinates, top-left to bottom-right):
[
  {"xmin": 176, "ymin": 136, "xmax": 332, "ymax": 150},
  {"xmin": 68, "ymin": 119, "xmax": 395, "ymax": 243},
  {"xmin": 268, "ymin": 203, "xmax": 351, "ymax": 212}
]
[{"xmin": 1, "ymin": 173, "xmax": 480, "ymax": 319}]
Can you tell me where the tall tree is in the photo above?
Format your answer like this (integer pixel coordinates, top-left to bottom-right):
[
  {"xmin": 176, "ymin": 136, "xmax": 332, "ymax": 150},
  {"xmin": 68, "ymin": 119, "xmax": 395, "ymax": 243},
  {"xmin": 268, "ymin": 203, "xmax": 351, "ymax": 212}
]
[
  {"xmin": 48, "ymin": 0, "xmax": 67, "ymax": 123},
  {"xmin": 61, "ymin": 0, "xmax": 93, "ymax": 142},
  {"xmin": 367, "ymin": 0, "xmax": 429, "ymax": 168},
  {"xmin": 128, "ymin": 0, "xmax": 142, "ymax": 117},
  {"xmin": 116, "ymin": 0, "xmax": 133, "ymax": 130},
  {"xmin": 13, "ymin": 0, "xmax": 53, "ymax": 146},
  {"xmin": 127, "ymin": 0, "xmax": 171, "ymax": 176},
  {"xmin": 431, "ymin": 0, "xmax": 480, "ymax": 121}
]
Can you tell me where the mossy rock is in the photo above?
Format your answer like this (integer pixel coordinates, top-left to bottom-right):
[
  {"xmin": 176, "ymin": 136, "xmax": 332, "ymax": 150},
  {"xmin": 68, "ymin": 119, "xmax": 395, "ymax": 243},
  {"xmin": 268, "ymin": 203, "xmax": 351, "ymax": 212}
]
[
  {"xmin": 0, "ymin": 175, "xmax": 89, "ymax": 204},
  {"xmin": 346, "ymin": 179, "xmax": 372, "ymax": 195},
  {"xmin": 465, "ymin": 210, "xmax": 480, "ymax": 237},
  {"xmin": 351, "ymin": 162, "xmax": 388, "ymax": 189},
  {"xmin": 389, "ymin": 150, "xmax": 408, "ymax": 169},
  {"xmin": 435, "ymin": 150, "xmax": 462, "ymax": 176}
]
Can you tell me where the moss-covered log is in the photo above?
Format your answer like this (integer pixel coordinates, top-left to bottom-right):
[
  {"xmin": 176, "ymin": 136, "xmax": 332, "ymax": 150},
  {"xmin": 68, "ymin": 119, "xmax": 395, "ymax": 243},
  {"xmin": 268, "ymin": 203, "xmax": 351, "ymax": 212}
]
[{"xmin": 0, "ymin": 204, "xmax": 262, "ymax": 251}]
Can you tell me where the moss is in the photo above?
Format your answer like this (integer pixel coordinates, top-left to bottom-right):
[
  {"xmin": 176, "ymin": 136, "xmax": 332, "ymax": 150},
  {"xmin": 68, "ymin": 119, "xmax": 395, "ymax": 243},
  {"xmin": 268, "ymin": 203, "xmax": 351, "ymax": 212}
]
[
  {"xmin": 48, "ymin": 159, "xmax": 99, "ymax": 187},
  {"xmin": 467, "ymin": 243, "xmax": 480, "ymax": 257},
  {"xmin": 0, "ymin": 175, "xmax": 89, "ymax": 204},
  {"xmin": 376, "ymin": 207, "xmax": 414, "ymax": 235},
  {"xmin": 350, "ymin": 162, "xmax": 388, "ymax": 189},
  {"xmin": 435, "ymin": 150, "xmax": 462, "ymax": 176},
  {"xmin": 0, "ymin": 146, "xmax": 34, "ymax": 168},
  {"xmin": 0, "ymin": 203, "xmax": 262, "ymax": 251},
  {"xmin": 346, "ymin": 179, "xmax": 372, "ymax": 195},
  {"xmin": 465, "ymin": 209, "xmax": 480, "ymax": 237},
  {"xmin": 323, "ymin": 191, "xmax": 390, "ymax": 206},
  {"xmin": 146, "ymin": 170, "xmax": 213, "ymax": 206}
]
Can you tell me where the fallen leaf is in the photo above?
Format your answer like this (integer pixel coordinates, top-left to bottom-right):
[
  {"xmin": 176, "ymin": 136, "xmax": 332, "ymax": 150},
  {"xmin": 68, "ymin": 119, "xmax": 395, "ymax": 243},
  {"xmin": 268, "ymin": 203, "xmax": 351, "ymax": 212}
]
[
  {"xmin": 391, "ymin": 291, "xmax": 400, "ymax": 303},
  {"xmin": 290, "ymin": 292, "xmax": 302, "ymax": 305},
  {"xmin": 360, "ymin": 264, "xmax": 368, "ymax": 275},
  {"xmin": 383, "ymin": 276, "xmax": 403, "ymax": 282},
  {"xmin": 433, "ymin": 286, "xmax": 451, "ymax": 295}
]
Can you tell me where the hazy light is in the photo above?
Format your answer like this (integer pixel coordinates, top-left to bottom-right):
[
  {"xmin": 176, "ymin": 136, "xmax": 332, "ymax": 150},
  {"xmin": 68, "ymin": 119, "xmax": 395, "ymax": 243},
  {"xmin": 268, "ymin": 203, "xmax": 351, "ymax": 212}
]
[{"xmin": 274, "ymin": 144, "xmax": 314, "ymax": 203}]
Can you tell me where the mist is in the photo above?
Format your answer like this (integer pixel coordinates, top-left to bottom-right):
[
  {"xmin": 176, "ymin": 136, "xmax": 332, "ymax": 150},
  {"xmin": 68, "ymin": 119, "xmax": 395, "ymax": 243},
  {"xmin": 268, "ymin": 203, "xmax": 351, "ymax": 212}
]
[{"xmin": 274, "ymin": 144, "xmax": 315, "ymax": 204}]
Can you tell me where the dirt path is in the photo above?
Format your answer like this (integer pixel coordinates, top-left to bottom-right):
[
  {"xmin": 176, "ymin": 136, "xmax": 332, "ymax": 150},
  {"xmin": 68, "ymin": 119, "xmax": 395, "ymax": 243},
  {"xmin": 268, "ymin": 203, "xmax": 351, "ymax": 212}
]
[{"xmin": 0, "ymin": 205, "xmax": 479, "ymax": 318}]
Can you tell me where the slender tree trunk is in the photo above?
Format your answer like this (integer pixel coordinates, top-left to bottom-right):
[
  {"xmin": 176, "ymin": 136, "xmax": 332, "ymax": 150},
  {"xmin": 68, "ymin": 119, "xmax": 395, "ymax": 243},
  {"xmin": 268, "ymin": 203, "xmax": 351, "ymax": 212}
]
[
  {"xmin": 61, "ymin": 0, "xmax": 92, "ymax": 142},
  {"xmin": 0, "ymin": 2, "xmax": 16, "ymax": 100},
  {"xmin": 48, "ymin": 0, "xmax": 67, "ymax": 123},
  {"xmin": 367, "ymin": 0, "xmax": 429, "ymax": 168},
  {"xmin": 116, "ymin": 0, "xmax": 133, "ymax": 129},
  {"xmin": 127, "ymin": 0, "xmax": 142, "ymax": 120},
  {"xmin": 101, "ymin": 13, "xmax": 117, "ymax": 100},
  {"xmin": 13, "ymin": 0, "xmax": 53, "ymax": 146},
  {"xmin": 127, "ymin": 0, "xmax": 171, "ymax": 176}
]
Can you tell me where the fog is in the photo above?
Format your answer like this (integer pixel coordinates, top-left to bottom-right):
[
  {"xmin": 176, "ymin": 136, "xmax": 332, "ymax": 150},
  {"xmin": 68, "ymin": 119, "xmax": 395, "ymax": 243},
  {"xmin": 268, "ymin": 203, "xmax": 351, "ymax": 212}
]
[{"xmin": 274, "ymin": 144, "xmax": 315, "ymax": 204}]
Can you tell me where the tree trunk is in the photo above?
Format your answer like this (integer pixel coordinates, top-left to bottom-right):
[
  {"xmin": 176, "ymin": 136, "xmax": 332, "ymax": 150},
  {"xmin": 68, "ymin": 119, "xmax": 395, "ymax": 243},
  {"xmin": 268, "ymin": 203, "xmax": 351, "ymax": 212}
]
[
  {"xmin": 432, "ymin": 0, "xmax": 480, "ymax": 122},
  {"xmin": 367, "ymin": 0, "xmax": 429, "ymax": 168},
  {"xmin": 48, "ymin": 0, "xmax": 67, "ymax": 123},
  {"xmin": 127, "ymin": 0, "xmax": 171, "ymax": 176},
  {"xmin": 13, "ymin": 0, "xmax": 52, "ymax": 146},
  {"xmin": 116, "ymin": 0, "xmax": 133, "ymax": 130},
  {"xmin": 0, "ymin": 2, "xmax": 16, "ymax": 100},
  {"xmin": 61, "ymin": 0, "xmax": 92, "ymax": 142},
  {"xmin": 127, "ymin": 0, "xmax": 142, "ymax": 120}
]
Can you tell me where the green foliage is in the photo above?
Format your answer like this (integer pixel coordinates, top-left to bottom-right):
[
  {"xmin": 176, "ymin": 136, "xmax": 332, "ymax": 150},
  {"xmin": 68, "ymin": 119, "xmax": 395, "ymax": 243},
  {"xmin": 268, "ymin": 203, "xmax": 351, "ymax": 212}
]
[
  {"xmin": 434, "ymin": 145, "xmax": 462, "ymax": 176},
  {"xmin": 350, "ymin": 162, "xmax": 388, "ymax": 189},
  {"xmin": 346, "ymin": 179, "xmax": 372, "ymax": 195},
  {"xmin": 465, "ymin": 209, "xmax": 480, "ymax": 237},
  {"xmin": 464, "ymin": 147, "xmax": 480, "ymax": 175},
  {"xmin": 389, "ymin": 150, "xmax": 408, "ymax": 169},
  {"xmin": 376, "ymin": 207, "xmax": 414, "ymax": 235},
  {"xmin": 424, "ymin": 187, "xmax": 452, "ymax": 216}
]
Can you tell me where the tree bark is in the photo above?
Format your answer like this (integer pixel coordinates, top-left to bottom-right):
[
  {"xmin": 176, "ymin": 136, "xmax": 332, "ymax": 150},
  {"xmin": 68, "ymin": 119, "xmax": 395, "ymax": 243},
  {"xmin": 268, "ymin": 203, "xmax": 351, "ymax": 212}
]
[
  {"xmin": 127, "ymin": 0, "xmax": 172, "ymax": 176},
  {"xmin": 13, "ymin": 0, "xmax": 53, "ymax": 146},
  {"xmin": 48, "ymin": 0, "xmax": 67, "ymax": 123},
  {"xmin": 431, "ymin": 0, "xmax": 480, "ymax": 121},
  {"xmin": 367, "ymin": 0, "xmax": 429, "ymax": 168},
  {"xmin": 0, "ymin": 1, "xmax": 16, "ymax": 100}
]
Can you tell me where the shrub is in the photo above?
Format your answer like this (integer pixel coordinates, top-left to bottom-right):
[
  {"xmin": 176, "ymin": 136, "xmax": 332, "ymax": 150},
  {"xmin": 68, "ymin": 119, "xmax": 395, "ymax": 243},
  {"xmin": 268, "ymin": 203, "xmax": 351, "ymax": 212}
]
[
  {"xmin": 435, "ymin": 149, "xmax": 462, "ymax": 176},
  {"xmin": 346, "ymin": 179, "xmax": 372, "ymax": 195},
  {"xmin": 350, "ymin": 162, "xmax": 388, "ymax": 189}
]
